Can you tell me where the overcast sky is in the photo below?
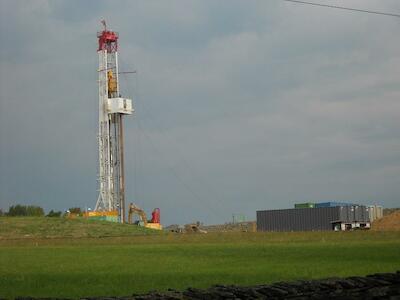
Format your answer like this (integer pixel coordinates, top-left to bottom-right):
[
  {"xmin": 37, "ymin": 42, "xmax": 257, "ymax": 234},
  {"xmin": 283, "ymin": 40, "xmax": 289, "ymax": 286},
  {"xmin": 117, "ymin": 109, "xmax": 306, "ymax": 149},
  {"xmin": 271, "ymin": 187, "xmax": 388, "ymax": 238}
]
[{"xmin": 0, "ymin": 0, "xmax": 399, "ymax": 225}]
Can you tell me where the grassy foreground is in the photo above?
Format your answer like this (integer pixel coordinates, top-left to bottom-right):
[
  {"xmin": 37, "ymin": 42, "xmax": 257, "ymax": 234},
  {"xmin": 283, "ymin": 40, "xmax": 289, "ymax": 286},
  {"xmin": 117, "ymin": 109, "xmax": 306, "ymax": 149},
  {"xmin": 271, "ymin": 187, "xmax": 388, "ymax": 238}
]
[{"xmin": 0, "ymin": 226, "xmax": 399, "ymax": 298}]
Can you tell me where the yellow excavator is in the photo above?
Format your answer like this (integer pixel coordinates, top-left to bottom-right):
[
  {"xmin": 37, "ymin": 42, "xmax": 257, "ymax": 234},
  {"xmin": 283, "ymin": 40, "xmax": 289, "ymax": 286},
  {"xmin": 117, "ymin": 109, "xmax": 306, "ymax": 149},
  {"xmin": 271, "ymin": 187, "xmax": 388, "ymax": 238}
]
[{"xmin": 128, "ymin": 203, "xmax": 162, "ymax": 230}]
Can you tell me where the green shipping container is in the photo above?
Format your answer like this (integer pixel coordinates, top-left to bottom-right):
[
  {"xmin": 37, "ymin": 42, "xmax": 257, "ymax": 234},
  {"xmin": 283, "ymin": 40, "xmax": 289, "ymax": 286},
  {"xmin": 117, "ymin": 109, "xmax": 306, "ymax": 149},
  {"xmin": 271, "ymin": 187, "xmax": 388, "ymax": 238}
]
[
  {"xmin": 294, "ymin": 203, "xmax": 315, "ymax": 209},
  {"xmin": 88, "ymin": 216, "xmax": 107, "ymax": 221},
  {"xmin": 88, "ymin": 215, "xmax": 119, "ymax": 222},
  {"xmin": 105, "ymin": 216, "xmax": 119, "ymax": 222}
]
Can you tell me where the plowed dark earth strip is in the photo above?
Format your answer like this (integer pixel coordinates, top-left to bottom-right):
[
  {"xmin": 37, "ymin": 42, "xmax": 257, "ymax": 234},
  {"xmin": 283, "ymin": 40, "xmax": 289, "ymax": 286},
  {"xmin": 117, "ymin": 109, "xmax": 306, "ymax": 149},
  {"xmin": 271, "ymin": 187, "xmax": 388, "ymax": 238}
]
[{"xmin": 15, "ymin": 271, "xmax": 400, "ymax": 300}]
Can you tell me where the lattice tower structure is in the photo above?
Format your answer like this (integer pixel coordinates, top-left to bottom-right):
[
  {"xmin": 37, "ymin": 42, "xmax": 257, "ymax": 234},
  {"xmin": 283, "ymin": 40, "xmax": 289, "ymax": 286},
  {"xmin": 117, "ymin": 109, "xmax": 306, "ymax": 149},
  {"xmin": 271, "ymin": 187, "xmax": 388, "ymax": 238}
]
[{"xmin": 95, "ymin": 24, "xmax": 133, "ymax": 223}]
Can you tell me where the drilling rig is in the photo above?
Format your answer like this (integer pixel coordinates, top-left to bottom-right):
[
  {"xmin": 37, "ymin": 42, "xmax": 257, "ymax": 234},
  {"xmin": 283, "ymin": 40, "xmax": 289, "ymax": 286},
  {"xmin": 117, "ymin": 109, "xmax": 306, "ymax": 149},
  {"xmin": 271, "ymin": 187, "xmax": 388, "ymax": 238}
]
[{"xmin": 94, "ymin": 21, "xmax": 133, "ymax": 223}]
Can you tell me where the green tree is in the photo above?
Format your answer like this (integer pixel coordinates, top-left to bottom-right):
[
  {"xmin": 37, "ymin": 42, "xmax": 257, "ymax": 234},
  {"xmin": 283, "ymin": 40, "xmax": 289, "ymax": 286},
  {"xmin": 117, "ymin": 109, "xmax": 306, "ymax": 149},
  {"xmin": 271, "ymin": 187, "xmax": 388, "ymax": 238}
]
[
  {"xmin": 26, "ymin": 205, "xmax": 44, "ymax": 216},
  {"xmin": 8, "ymin": 205, "xmax": 27, "ymax": 216},
  {"xmin": 7, "ymin": 205, "xmax": 44, "ymax": 216}
]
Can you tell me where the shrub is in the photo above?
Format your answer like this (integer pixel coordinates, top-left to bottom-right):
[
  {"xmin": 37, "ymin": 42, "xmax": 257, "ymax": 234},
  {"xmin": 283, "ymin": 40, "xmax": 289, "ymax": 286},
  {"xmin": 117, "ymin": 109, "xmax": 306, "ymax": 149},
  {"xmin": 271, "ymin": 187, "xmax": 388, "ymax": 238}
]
[
  {"xmin": 68, "ymin": 207, "xmax": 82, "ymax": 214},
  {"xmin": 47, "ymin": 210, "xmax": 62, "ymax": 217}
]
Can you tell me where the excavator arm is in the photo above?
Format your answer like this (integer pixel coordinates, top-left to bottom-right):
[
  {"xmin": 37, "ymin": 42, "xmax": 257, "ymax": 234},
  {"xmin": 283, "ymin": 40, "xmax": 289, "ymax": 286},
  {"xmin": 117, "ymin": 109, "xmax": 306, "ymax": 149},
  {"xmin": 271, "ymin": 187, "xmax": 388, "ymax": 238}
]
[{"xmin": 128, "ymin": 203, "xmax": 147, "ymax": 226}]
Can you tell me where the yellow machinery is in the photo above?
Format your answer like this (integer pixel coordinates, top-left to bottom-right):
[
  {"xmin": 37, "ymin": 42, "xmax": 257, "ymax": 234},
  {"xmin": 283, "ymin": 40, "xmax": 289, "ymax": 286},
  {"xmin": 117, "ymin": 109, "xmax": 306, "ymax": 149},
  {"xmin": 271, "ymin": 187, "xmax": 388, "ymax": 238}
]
[
  {"xmin": 128, "ymin": 203, "xmax": 162, "ymax": 230},
  {"xmin": 107, "ymin": 70, "xmax": 117, "ymax": 96},
  {"xmin": 82, "ymin": 210, "xmax": 119, "ymax": 222}
]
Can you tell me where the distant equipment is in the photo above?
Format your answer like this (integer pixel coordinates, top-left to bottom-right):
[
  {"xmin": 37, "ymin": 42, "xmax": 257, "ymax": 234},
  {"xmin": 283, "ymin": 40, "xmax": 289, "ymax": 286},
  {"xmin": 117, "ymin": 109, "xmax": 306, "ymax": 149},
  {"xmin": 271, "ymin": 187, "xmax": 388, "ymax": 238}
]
[
  {"xmin": 232, "ymin": 214, "xmax": 246, "ymax": 224},
  {"xmin": 128, "ymin": 203, "xmax": 162, "ymax": 230},
  {"xmin": 184, "ymin": 222, "xmax": 207, "ymax": 234},
  {"xmin": 94, "ymin": 21, "xmax": 133, "ymax": 223}
]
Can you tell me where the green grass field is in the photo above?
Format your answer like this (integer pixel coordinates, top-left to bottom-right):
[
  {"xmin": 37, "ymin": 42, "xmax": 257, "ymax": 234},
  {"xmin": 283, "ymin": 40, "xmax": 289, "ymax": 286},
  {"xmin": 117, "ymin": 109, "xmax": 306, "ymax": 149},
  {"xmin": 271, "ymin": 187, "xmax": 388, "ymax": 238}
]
[
  {"xmin": 0, "ymin": 218, "xmax": 399, "ymax": 298},
  {"xmin": 0, "ymin": 217, "xmax": 159, "ymax": 239}
]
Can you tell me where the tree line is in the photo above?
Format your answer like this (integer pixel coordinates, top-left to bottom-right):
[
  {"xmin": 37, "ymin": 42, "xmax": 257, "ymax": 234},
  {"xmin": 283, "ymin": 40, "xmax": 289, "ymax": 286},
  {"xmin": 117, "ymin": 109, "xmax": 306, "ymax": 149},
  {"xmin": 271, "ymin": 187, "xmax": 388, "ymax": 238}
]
[{"xmin": 0, "ymin": 205, "xmax": 83, "ymax": 217}]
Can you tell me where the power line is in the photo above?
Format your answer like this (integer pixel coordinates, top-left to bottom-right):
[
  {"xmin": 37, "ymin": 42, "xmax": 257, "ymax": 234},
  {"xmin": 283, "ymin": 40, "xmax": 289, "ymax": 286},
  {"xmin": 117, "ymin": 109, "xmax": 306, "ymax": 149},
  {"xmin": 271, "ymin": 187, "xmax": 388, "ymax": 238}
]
[
  {"xmin": 281, "ymin": 0, "xmax": 400, "ymax": 18},
  {"xmin": 119, "ymin": 57, "xmax": 227, "ymax": 222}
]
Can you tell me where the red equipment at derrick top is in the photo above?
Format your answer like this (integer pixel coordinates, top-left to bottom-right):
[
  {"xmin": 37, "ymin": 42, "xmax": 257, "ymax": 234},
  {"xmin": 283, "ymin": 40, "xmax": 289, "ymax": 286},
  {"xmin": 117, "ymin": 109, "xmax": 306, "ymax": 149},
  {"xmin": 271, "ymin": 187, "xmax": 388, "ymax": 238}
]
[{"xmin": 97, "ymin": 30, "xmax": 119, "ymax": 52}]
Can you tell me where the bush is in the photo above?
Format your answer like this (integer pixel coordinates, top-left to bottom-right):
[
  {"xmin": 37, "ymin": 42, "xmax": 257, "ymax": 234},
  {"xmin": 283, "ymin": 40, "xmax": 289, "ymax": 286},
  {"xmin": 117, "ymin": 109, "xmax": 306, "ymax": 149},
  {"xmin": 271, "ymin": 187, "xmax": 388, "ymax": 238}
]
[
  {"xmin": 68, "ymin": 207, "xmax": 82, "ymax": 214},
  {"xmin": 47, "ymin": 210, "xmax": 62, "ymax": 217}
]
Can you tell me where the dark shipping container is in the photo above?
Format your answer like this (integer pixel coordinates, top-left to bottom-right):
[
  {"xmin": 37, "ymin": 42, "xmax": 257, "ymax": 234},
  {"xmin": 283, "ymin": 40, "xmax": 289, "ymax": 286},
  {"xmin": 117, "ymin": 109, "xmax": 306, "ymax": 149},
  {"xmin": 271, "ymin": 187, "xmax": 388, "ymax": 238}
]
[{"xmin": 257, "ymin": 206, "xmax": 369, "ymax": 232}]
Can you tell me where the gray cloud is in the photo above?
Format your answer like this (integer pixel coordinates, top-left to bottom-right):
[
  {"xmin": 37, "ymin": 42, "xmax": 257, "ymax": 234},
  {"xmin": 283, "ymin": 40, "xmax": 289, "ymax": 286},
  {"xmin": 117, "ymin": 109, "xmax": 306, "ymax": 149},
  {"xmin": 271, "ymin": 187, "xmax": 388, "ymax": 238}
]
[{"xmin": 0, "ymin": 0, "xmax": 399, "ymax": 224}]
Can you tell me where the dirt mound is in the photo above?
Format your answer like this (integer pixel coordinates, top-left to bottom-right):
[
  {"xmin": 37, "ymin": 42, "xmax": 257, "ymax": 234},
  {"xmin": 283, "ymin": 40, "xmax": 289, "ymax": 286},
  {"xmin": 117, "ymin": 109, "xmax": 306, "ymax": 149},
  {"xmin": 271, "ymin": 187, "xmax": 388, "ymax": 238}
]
[
  {"xmin": 371, "ymin": 210, "xmax": 400, "ymax": 231},
  {"xmin": 384, "ymin": 208, "xmax": 400, "ymax": 216},
  {"xmin": 201, "ymin": 221, "xmax": 256, "ymax": 232}
]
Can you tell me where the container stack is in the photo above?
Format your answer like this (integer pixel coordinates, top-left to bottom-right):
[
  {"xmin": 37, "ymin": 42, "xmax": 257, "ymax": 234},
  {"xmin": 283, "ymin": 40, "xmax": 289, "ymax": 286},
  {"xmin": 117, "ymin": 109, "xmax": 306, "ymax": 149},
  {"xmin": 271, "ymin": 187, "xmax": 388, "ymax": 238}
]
[
  {"xmin": 294, "ymin": 203, "xmax": 315, "ymax": 209},
  {"xmin": 367, "ymin": 205, "xmax": 383, "ymax": 222},
  {"xmin": 257, "ymin": 205, "xmax": 371, "ymax": 232},
  {"xmin": 315, "ymin": 202, "xmax": 354, "ymax": 208},
  {"xmin": 294, "ymin": 202, "xmax": 354, "ymax": 209}
]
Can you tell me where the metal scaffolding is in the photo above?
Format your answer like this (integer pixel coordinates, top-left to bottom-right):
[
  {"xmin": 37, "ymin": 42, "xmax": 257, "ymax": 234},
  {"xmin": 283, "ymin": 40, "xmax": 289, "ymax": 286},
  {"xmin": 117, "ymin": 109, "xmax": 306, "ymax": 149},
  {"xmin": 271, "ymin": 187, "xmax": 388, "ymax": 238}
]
[{"xmin": 95, "ymin": 21, "xmax": 133, "ymax": 223}]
